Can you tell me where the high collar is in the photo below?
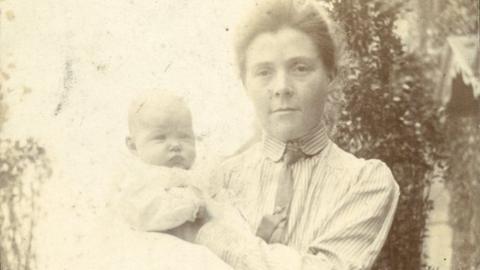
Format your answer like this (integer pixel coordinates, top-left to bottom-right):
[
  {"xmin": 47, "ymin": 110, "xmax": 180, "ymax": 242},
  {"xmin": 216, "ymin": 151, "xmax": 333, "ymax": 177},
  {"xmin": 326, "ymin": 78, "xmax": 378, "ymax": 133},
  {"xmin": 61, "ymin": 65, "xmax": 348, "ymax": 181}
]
[{"xmin": 262, "ymin": 122, "xmax": 329, "ymax": 162}]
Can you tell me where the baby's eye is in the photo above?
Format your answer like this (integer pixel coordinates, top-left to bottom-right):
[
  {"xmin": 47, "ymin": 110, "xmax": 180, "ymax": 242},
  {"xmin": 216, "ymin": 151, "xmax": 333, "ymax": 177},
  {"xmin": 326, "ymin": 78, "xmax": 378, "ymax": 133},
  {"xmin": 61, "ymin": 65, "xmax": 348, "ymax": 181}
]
[
  {"xmin": 155, "ymin": 134, "xmax": 167, "ymax": 141},
  {"xmin": 178, "ymin": 133, "xmax": 193, "ymax": 140}
]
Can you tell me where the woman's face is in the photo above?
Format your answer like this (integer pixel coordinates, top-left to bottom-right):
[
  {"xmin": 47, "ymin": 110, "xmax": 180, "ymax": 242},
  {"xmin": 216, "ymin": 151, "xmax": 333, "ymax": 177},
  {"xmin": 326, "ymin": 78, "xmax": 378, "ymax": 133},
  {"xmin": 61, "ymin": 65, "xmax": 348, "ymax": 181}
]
[{"xmin": 244, "ymin": 27, "xmax": 330, "ymax": 141}]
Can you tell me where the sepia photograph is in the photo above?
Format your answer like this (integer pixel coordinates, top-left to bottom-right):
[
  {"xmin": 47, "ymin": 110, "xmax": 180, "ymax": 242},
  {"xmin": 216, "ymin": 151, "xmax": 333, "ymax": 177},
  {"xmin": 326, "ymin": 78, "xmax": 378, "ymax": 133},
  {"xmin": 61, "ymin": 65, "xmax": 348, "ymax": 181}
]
[{"xmin": 0, "ymin": 0, "xmax": 478, "ymax": 269}]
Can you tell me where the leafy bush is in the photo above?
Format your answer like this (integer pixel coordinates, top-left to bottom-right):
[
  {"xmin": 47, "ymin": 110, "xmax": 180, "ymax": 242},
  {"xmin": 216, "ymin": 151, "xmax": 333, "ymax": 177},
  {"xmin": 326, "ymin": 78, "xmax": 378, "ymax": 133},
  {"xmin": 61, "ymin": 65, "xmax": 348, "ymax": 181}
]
[
  {"xmin": 0, "ymin": 85, "xmax": 51, "ymax": 269},
  {"xmin": 325, "ymin": 0, "xmax": 444, "ymax": 269},
  {"xmin": 431, "ymin": 0, "xmax": 479, "ymax": 268}
]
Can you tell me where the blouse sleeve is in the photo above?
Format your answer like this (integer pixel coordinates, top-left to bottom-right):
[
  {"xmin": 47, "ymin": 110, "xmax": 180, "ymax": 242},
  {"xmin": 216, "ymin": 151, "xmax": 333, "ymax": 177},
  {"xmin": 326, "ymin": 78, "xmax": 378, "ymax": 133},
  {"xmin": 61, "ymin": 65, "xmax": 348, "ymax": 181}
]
[{"xmin": 195, "ymin": 160, "xmax": 400, "ymax": 270}]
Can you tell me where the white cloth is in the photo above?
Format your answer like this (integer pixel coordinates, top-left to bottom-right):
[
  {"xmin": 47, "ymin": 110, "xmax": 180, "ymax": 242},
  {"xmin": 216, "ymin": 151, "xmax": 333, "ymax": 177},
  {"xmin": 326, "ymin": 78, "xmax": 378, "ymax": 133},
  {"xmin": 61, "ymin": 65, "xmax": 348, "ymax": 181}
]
[{"xmin": 119, "ymin": 162, "xmax": 204, "ymax": 232}]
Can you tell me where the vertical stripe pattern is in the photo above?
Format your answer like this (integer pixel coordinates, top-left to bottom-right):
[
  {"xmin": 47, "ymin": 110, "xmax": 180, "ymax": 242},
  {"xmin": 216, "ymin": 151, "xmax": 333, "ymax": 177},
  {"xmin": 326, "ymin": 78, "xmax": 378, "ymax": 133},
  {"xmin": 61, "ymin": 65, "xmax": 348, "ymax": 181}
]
[{"xmin": 197, "ymin": 124, "xmax": 400, "ymax": 270}]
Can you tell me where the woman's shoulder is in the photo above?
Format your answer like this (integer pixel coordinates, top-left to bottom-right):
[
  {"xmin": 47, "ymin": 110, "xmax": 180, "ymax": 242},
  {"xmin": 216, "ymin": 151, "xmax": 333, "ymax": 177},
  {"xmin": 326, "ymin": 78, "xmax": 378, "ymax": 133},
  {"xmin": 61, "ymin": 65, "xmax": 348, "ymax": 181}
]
[
  {"xmin": 325, "ymin": 142, "xmax": 398, "ymax": 190},
  {"xmin": 326, "ymin": 142, "xmax": 386, "ymax": 169}
]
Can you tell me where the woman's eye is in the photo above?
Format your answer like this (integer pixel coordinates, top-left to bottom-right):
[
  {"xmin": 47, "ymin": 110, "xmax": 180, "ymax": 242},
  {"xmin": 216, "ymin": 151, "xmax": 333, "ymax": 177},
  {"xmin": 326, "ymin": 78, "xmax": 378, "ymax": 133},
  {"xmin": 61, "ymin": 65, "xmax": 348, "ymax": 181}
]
[
  {"xmin": 255, "ymin": 68, "xmax": 272, "ymax": 77},
  {"xmin": 292, "ymin": 64, "xmax": 312, "ymax": 75}
]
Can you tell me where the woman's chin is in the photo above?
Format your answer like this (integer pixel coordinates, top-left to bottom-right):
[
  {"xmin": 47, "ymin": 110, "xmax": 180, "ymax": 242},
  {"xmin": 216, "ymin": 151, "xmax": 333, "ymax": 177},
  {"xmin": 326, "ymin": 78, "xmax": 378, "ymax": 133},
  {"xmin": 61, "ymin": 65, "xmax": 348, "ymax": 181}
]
[{"xmin": 269, "ymin": 124, "xmax": 306, "ymax": 142}]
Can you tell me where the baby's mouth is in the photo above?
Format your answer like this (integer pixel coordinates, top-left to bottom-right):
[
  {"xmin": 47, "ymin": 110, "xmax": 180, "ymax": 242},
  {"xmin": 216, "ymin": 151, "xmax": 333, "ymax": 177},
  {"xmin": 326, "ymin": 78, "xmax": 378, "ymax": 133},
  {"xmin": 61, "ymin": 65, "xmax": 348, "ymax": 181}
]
[{"xmin": 168, "ymin": 155, "xmax": 185, "ymax": 165}]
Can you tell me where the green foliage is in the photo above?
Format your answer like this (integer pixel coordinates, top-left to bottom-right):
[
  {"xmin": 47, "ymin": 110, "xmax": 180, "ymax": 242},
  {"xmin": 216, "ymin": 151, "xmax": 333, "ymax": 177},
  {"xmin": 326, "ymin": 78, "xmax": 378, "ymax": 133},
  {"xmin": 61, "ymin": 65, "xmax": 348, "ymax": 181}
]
[
  {"xmin": 0, "ymin": 81, "xmax": 50, "ymax": 270},
  {"xmin": 0, "ymin": 138, "xmax": 50, "ymax": 270},
  {"xmin": 430, "ymin": 0, "xmax": 480, "ymax": 269},
  {"xmin": 325, "ymin": 0, "xmax": 444, "ymax": 268}
]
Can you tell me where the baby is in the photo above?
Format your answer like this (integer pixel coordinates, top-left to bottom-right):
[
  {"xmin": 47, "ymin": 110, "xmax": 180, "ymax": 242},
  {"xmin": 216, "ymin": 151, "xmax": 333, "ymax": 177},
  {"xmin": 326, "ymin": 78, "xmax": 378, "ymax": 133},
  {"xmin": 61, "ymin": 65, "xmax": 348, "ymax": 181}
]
[{"xmin": 120, "ymin": 91, "xmax": 206, "ymax": 241}]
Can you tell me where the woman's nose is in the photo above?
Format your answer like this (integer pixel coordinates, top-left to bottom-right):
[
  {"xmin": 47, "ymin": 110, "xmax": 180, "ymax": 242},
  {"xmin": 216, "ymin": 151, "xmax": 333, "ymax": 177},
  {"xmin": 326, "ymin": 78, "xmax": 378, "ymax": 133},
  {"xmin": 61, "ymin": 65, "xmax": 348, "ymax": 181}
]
[{"xmin": 271, "ymin": 70, "xmax": 293, "ymax": 98}]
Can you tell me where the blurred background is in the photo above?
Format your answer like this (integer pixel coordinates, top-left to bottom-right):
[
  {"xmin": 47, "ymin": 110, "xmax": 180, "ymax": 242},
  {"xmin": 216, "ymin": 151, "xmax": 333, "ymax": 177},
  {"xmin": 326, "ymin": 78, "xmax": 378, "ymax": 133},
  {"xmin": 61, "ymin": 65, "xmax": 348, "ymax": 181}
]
[{"xmin": 0, "ymin": 0, "xmax": 478, "ymax": 269}]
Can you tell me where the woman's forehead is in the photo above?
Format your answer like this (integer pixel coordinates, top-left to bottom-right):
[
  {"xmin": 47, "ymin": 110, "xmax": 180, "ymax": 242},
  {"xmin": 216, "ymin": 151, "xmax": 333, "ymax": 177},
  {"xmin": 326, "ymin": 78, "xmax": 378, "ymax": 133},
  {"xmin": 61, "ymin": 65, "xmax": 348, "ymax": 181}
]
[{"xmin": 244, "ymin": 27, "xmax": 319, "ymax": 68}]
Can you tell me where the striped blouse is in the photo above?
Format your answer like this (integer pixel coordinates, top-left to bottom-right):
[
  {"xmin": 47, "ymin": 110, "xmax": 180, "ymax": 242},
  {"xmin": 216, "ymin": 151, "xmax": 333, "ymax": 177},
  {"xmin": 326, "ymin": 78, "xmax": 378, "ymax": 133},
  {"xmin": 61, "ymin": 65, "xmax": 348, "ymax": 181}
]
[{"xmin": 195, "ymin": 125, "xmax": 400, "ymax": 270}]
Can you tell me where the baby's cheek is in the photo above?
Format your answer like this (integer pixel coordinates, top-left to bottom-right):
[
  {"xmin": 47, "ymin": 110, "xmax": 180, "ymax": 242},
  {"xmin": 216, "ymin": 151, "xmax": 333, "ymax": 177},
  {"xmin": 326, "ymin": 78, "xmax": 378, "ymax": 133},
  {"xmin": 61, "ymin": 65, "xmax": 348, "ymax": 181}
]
[
  {"xmin": 145, "ymin": 146, "xmax": 169, "ymax": 165},
  {"xmin": 185, "ymin": 143, "xmax": 196, "ymax": 156},
  {"xmin": 186, "ymin": 149, "xmax": 196, "ymax": 166}
]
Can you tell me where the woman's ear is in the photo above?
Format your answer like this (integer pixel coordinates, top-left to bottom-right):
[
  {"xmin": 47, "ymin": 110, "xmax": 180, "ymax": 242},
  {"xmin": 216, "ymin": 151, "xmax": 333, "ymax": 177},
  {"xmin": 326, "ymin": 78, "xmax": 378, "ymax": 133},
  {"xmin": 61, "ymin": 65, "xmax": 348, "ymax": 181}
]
[
  {"xmin": 125, "ymin": 136, "xmax": 137, "ymax": 154},
  {"xmin": 326, "ymin": 70, "xmax": 337, "ymax": 94},
  {"xmin": 242, "ymin": 76, "xmax": 255, "ymax": 99}
]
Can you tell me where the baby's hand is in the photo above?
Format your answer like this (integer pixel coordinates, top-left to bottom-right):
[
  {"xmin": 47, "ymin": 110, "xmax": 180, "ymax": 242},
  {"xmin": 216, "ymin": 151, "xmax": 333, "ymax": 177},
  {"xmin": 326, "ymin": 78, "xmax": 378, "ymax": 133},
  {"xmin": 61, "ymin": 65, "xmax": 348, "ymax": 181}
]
[{"xmin": 167, "ymin": 185, "xmax": 206, "ymax": 222}]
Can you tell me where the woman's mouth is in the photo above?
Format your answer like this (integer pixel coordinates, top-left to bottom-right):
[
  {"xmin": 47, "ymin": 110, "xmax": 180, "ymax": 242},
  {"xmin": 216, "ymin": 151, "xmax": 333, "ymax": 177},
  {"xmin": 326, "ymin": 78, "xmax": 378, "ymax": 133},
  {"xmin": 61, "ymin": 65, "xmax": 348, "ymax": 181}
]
[{"xmin": 272, "ymin": 108, "xmax": 299, "ymax": 114}]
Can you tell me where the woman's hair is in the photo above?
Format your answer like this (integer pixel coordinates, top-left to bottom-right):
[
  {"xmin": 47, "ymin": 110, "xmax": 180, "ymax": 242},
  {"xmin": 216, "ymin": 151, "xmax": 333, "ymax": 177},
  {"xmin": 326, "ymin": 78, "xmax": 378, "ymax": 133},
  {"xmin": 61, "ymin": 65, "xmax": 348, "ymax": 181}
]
[
  {"xmin": 234, "ymin": 0, "xmax": 338, "ymax": 80},
  {"xmin": 234, "ymin": 0, "xmax": 347, "ymax": 136}
]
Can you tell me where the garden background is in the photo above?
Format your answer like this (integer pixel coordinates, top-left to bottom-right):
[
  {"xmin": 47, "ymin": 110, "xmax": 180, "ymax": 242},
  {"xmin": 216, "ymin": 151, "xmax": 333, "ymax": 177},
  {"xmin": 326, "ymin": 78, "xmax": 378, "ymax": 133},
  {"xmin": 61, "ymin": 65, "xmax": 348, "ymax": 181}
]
[{"xmin": 0, "ymin": 0, "xmax": 478, "ymax": 269}]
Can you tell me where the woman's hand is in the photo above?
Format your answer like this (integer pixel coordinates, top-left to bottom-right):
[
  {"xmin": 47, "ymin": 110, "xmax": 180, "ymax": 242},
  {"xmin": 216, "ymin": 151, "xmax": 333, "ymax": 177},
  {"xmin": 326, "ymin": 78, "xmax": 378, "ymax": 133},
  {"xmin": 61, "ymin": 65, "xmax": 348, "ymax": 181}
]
[
  {"xmin": 256, "ymin": 214, "xmax": 286, "ymax": 243},
  {"xmin": 256, "ymin": 207, "xmax": 288, "ymax": 243},
  {"xmin": 199, "ymin": 197, "xmax": 252, "ymax": 233}
]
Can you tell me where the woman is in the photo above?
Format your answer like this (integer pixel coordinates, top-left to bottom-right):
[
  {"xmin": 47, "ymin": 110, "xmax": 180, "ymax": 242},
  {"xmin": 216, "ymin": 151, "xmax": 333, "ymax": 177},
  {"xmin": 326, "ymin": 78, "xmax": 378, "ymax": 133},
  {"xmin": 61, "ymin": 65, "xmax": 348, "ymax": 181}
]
[{"xmin": 195, "ymin": 1, "xmax": 400, "ymax": 269}]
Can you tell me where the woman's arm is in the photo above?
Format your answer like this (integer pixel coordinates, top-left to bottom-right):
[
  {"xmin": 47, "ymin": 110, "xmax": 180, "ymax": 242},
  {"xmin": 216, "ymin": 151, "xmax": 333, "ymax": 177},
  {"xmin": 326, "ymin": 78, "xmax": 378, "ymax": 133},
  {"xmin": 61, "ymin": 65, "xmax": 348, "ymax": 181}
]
[{"xmin": 195, "ymin": 161, "xmax": 400, "ymax": 270}]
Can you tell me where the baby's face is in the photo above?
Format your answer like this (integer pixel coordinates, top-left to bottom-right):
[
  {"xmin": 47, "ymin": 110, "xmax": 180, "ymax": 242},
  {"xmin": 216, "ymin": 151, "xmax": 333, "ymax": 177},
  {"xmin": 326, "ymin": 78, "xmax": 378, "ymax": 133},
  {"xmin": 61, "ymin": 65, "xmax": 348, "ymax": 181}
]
[{"xmin": 131, "ymin": 105, "xmax": 196, "ymax": 169}]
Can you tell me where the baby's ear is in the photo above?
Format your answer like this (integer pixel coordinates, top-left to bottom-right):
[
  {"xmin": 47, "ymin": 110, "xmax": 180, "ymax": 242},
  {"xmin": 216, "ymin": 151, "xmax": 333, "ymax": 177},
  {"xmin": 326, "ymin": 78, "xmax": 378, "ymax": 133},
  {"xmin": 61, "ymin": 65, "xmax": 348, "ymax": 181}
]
[{"xmin": 125, "ymin": 136, "xmax": 137, "ymax": 154}]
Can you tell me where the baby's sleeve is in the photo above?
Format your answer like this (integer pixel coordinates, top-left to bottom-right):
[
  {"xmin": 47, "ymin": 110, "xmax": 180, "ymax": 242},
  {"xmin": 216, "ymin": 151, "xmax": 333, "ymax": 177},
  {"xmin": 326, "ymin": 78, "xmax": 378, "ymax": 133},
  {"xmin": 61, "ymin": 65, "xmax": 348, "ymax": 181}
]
[{"xmin": 120, "ymin": 179, "xmax": 203, "ymax": 232}]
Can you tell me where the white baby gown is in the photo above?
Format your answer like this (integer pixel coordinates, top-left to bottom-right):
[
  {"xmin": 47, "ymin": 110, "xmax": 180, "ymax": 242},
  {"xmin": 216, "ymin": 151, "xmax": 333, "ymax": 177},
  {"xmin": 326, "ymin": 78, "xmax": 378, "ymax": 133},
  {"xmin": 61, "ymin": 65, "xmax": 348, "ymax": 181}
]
[{"xmin": 99, "ymin": 160, "xmax": 232, "ymax": 270}]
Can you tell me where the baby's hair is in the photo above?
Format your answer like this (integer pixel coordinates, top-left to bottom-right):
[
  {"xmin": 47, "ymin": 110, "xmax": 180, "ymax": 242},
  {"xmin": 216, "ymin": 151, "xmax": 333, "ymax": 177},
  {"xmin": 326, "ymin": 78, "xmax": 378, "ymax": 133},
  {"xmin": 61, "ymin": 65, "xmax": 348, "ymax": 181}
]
[{"xmin": 127, "ymin": 90, "xmax": 191, "ymax": 138}]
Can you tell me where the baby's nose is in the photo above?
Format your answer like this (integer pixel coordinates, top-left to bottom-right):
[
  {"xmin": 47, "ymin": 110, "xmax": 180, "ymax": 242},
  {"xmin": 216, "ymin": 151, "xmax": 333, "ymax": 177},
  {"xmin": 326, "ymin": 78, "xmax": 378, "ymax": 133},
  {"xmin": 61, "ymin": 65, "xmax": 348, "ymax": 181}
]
[{"xmin": 168, "ymin": 140, "xmax": 182, "ymax": 151}]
